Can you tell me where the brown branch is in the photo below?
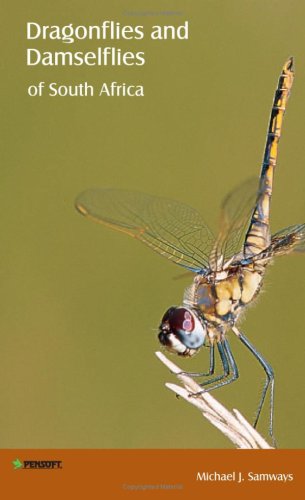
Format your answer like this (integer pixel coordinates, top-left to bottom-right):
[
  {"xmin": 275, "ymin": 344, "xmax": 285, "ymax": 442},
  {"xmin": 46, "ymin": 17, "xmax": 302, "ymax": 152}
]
[{"xmin": 156, "ymin": 351, "xmax": 273, "ymax": 449}]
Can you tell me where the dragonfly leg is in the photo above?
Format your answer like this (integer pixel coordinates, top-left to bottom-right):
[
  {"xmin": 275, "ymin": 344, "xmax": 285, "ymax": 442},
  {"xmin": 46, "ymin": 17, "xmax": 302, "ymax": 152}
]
[
  {"xmin": 198, "ymin": 341, "xmax": 230, "ymax": 387},
  {"xmin": 178, "ymin": 344, "xmax": 215, "ymax": 377},
  {"xmin": 232, "ymin": 326, "xmax": 274, "ymax": 442},
  {"xmin": 191, "ymin": 339, "xmax": 239, "ymax": 395},
  {"xmin": 223, "ymin": 338, "xmax": 239, "ymax": 379}
]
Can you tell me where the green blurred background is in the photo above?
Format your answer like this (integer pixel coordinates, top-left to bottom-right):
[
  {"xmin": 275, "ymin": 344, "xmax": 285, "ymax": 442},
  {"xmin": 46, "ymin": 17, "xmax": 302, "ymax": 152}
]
[{"xmin": 1, "ymin": 0, "xmax": 305, "ymax": 449}]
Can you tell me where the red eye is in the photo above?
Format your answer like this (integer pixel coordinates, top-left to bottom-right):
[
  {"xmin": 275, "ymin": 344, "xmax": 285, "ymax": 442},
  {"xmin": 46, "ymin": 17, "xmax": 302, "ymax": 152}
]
[
  {"xmin": 162, "ymin": 307, "xmax": 195, "ymax": 333},
  {"xmin": 159, "ymin": 306, "xmax": 206, "ymax": 354},
  {"xmin": 182, "ymin": 311, "xmax": 193, "ymax": 332}
]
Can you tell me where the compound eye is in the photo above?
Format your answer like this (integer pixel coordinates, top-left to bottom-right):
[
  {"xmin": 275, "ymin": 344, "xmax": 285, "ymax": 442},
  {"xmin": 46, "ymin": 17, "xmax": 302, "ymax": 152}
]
[
  {"xmin": 159, "ymin": 307, "xmax": 206, "ymax": 352},
  {"xmin": 169, "ymin": 308, "xmax": 195, "ymax": 333}
]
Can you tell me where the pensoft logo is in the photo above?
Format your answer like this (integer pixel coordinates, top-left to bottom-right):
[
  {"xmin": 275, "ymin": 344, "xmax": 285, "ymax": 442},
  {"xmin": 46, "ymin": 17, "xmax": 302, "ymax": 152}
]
[{"xmin": 12, "ymin": 458, "xmax": 63, "ymax": 470}]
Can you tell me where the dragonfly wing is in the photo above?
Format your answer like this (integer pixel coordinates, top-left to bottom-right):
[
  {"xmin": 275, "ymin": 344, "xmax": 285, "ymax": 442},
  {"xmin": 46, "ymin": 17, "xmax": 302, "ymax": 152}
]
[
  {"xmin": 234, "ymin": 223, "xmax": 305, "ymax": 265},
  {"xmin": 270, "ymin": 223, "xmax": 305, "ymax": 255},
  {"xmin": 210, "ymin": 178, "xmax": 259, "ymax": 269},
  {"xmin": 75, "ymin": 188, "xmax": 215, "ymax": 272}
]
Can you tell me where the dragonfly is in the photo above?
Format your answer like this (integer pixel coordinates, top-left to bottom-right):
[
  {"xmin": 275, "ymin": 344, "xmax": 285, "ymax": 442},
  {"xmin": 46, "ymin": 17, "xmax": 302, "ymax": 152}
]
[{"xmin": 75, "ymin": 58, "xmax": 305, "ymax": 442}]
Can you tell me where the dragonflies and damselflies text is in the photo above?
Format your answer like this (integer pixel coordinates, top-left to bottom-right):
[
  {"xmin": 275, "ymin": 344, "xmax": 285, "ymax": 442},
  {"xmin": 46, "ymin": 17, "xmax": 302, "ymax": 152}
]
[{"xmin": 76, "ymin": 58, "xmax": 304, "ymax": 443}]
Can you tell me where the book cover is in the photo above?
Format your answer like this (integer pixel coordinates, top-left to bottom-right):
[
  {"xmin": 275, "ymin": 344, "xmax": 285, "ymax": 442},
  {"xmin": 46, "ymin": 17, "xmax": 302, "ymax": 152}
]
[{"xmin": 1, "ymin": 0, "xmax": 305, "ymax": 497}]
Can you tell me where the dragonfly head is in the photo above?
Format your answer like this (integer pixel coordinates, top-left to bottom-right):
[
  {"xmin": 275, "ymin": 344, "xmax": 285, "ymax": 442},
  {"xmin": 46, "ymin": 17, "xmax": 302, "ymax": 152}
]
[{"xmin": 158, "ymin": 306, "xmax": 206, "ymax": 357}]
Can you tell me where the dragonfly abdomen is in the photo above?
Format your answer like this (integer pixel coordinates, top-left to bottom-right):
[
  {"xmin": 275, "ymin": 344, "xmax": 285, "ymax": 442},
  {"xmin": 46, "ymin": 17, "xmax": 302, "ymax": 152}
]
[{"xmin": 244, "ymin": 58, "xmax": 294, "ymax": 257}]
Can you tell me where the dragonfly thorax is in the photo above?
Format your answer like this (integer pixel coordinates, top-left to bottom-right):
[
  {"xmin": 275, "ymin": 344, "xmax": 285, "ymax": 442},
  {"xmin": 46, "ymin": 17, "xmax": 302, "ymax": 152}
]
[{"xmin": 183, "ymin": 266, "xmax": 264, "ymax": 333}]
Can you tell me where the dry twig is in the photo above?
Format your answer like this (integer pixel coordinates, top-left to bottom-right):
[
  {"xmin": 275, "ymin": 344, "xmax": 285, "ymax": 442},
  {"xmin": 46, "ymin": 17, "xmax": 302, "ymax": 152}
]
[{"xmin": 156, "ymin": 351, "xmax": 273, "ymax": 449}]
